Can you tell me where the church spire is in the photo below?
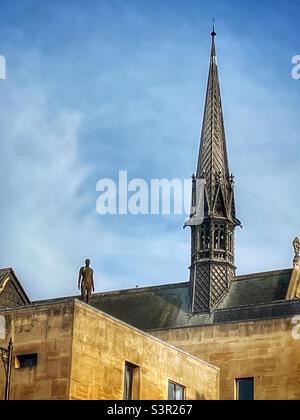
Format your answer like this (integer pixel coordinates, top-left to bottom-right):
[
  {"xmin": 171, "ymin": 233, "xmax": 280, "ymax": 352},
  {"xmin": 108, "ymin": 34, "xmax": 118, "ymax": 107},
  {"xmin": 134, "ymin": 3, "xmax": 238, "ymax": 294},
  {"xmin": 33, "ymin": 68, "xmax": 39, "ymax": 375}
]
[
  {"xmin": 196, "ymin": 28, "xmax": 231, "ymax": 212},
  {"xmin": 188, "ymin": 30, "xmax": 241, "ymax": 313}
]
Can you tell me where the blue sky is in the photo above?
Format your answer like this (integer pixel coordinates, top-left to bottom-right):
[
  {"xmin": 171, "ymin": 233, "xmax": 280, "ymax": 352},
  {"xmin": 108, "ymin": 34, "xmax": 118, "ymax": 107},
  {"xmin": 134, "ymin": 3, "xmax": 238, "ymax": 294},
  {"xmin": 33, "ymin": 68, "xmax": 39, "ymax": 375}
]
[{"xmin": 0, "ymin": 0, "xmax": 299, "ymax": 300}]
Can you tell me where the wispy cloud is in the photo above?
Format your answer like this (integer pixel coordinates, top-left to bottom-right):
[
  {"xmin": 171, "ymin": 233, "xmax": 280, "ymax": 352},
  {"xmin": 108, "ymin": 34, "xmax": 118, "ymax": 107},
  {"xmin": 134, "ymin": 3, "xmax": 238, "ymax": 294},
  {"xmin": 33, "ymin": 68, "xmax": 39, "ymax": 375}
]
[{"xmin": 0, "ymin": 0, "xmax": 299, "ymax": 300}]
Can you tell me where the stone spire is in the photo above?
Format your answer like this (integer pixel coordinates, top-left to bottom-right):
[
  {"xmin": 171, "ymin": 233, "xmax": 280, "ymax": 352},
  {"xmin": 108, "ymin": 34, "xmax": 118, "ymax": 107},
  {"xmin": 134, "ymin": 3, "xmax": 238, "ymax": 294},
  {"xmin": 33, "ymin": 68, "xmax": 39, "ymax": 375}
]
[{"xmin": 187, "ymin": 29, "xmax": 241, "ymax": 313}]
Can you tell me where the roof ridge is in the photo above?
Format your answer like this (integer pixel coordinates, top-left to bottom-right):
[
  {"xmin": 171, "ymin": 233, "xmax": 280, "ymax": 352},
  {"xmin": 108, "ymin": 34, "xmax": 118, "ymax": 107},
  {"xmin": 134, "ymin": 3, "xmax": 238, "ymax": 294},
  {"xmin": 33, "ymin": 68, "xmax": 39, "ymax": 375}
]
[
  {"xmin": 33, "ymin": 281, "xmax": 189, "ymax": 304},
  {"xmin": 0, "ymin": 268, "xmax": 12, "ymax": 273},
  {"xmin": 234, "ymin": 268, "xmax": 291, "ymax": 282},
  {"xmin": 92, "ymin": 281, "xmax": 189, "ymax": 297}
]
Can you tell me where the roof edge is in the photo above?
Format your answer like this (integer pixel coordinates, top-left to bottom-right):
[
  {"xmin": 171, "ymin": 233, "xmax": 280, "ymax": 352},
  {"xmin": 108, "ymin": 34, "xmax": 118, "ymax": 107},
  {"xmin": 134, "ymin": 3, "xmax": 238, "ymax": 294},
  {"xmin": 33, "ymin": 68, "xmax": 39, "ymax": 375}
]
[
  {"xmin": 33, "ymin": 281, "xmax": 189, "ymax": 304},
  {"xmin": 32, "ymin": 268, "xmax": 292, "ymax": 305},
  {"xmin": 234, "ymin": 268, "xmax": 292, "ymax": 283}
]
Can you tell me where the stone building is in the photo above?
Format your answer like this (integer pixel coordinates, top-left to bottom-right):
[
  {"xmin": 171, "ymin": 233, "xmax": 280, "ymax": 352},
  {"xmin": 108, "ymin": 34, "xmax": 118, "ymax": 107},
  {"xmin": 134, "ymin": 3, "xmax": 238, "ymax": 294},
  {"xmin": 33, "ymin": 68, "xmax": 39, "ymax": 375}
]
[
  {"xmin": 1, "ymin": 31, "xmax": 300, "ymax": 400},
  {"xmin": 0, "ymin": 300, "xmax": 219, "ymax": 400}
]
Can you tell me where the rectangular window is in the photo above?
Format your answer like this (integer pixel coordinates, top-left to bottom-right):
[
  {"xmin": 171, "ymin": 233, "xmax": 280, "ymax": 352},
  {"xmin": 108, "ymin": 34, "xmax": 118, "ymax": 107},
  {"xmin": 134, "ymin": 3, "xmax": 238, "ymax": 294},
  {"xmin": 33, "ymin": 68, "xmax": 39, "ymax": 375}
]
[
  {"xmin": 168, "ymin": 381, "xmax": 185, "ymax": 400},
  {"xmin": 124, "ymin": 362, "xmax": 139, "ymax": 400},
  {"xmin": 236, "ymin": 378, "xmax": 254, "ymax": 400},
  {"xmin": 15, "ymin": 353, "xmax": 38, "ymax": 369}
]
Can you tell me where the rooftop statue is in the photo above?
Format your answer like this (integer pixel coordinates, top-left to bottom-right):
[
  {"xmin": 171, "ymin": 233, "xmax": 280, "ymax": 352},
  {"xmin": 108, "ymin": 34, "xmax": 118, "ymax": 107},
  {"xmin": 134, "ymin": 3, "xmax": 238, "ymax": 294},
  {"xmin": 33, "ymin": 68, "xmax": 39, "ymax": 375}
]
[{"xmin": 78, "ymin": 259, "xmax": 95, "ymax": 304}]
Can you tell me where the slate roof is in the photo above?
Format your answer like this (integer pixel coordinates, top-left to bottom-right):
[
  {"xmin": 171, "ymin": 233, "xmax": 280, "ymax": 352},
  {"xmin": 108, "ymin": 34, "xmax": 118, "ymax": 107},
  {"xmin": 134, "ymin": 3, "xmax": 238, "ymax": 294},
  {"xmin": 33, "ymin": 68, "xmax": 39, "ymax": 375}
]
[
  {"xmin": 33, "ymin": 268, "xmax": 300, "ymax": 331},
  {"xmin": 0, "ymin": 269, "xmax": 9, "ymax": 285},
  {"xmin": 218, "ymin": 269, "xmax": 292, "ymax": 309},
  {"xmin": 0, "ymin": 268, "xmax": 31, "ymax": 307}
]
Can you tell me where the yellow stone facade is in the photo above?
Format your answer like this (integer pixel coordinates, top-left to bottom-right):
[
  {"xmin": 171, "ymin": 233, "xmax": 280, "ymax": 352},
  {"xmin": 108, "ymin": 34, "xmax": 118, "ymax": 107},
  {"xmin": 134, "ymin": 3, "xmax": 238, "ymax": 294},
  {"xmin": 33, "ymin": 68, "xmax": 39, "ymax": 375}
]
[
  {"xmin": 0, "ymin": 300, "xmax": 219, "ymax": 400},
  {"xmin": 151, "ymin": 317, "xmax": 300, "ymax": 400}
]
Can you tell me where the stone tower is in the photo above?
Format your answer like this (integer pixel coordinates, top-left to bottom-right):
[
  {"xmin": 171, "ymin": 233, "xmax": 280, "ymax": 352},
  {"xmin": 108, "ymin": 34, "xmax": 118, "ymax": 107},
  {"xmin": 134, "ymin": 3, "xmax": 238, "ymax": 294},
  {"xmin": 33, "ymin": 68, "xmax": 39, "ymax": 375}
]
[{"xmin": 187, "ymin": 29, "xmax": 241, "ymax": 313}]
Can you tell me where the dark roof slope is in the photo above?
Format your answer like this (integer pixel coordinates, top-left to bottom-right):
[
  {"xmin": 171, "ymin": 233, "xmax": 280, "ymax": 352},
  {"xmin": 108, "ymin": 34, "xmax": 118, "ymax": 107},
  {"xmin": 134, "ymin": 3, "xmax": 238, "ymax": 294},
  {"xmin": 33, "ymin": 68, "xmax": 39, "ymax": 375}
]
[
  {"xmin": 90, "ymin": 282, "xmax": 190, "ymax": 330},
  {"xmin": 218, "ymin": 269, "xmax": 292, "ymax": 309},
  {"xmin": 34, "ymin": 268, "xmax": 300, "ymax": 331}
]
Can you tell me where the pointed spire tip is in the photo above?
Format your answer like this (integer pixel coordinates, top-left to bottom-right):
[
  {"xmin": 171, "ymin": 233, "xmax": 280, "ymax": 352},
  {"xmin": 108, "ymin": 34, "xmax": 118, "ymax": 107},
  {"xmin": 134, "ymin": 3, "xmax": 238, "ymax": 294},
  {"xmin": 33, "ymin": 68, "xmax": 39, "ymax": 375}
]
[{"xmin": 211, "ymin": 18, "xmax": 216, "ymax": 37}]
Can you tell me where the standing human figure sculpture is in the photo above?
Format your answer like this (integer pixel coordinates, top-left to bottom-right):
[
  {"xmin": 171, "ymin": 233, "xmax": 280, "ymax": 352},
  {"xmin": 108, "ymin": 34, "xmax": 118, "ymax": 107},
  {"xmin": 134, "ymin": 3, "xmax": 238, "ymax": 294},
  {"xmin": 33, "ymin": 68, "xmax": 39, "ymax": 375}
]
[{"xmin": 78, "ymin": 259, "xmax": 95, "ymax": 304}]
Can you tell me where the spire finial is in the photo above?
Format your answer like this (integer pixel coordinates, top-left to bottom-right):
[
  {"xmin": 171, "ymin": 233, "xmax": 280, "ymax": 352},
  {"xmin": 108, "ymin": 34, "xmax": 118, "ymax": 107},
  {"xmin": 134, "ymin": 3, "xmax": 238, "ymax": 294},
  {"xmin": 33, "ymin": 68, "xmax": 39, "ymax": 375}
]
[{"xmin": 211, "ymin": 18, "xmax": 216, "ymax": 37}]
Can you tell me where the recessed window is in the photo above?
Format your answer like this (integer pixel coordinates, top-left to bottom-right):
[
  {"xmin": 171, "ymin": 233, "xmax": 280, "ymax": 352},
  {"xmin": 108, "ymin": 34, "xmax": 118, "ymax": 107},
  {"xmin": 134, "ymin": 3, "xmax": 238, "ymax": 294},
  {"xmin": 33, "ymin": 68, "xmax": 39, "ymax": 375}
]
[
  {"xmin": 214, "ymin": 224, "xmax": 226, "ymax": 250},
  {"xmin": 15, "ymin": 353, "xmax": 38, "ymax": 369},
  {"xmin": 236, "ymin": 378, "xmax": 254, "ymax": 400},
  {"xmin": 124, "ymin": 362, "xmax": 139, "ymax": 400},
  {"xmin": 168, "ymin": 381, "xmax": 185, "ymax": 400}
]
